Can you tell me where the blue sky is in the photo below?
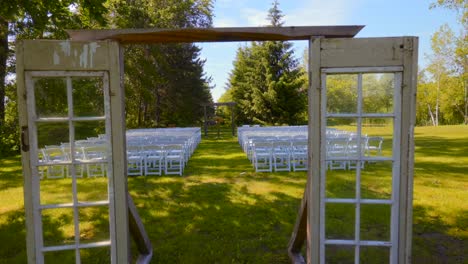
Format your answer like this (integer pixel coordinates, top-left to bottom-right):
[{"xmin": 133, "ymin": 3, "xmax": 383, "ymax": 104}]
[{"xmin": 197, "ymin": 0, "xmax": 460, "ymax": 101}]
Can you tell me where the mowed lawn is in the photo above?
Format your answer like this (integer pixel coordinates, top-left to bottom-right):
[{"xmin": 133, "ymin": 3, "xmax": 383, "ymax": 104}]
[{"xmin": 0, "ymin": 125, "xmax": 466, "ymax": 263}]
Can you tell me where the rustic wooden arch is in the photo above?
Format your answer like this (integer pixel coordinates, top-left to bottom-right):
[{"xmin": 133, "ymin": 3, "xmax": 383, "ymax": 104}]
[
  {"xmin": 202, "ymin": 102, "xmax": 236, "ymax": 137},
  {"xmin": 17, "ymin": 25, "xmax": 418, "ymax": 264}
]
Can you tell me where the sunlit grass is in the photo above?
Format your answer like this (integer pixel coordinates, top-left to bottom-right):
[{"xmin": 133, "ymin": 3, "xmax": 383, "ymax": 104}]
[{"xmin": 0, "ymin": 125, "xmax": 467, "ymax": 263}]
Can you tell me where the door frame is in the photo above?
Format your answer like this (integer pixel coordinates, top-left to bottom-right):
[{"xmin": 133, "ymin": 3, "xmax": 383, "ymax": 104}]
[
  {"xmin": 16, "ymin": 40, "xmax": 129, "ymax": 263},
  {"xmin": 304, "ymin": 36, "xmax": 418, "ymax": 264}
]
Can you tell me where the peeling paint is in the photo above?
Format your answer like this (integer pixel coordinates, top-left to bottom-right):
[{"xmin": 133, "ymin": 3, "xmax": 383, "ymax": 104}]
[
  {"xmin": 79, "ymin": 44, "xmax": 89, "ymax": 68},
  {"xmin": 59, "ymin": 41, "xmax": 71, "ymax": 56},
  {"xmin": 53, "ymin": 51, "xmax": 60, "ymax": 65},
  {"xmin": 89, "ymin": 42, "xmax": 100, "ymax": 68}
]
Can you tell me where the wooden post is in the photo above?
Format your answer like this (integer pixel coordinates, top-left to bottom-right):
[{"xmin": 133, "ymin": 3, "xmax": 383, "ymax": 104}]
[
  {"xmin": 109, "ymin": 41, "xmax": 131, "ymax": 263},
  {"xmin": 203, "ymin": 105, "xmax": 207, "ymax": 137},
  {"xmin": 231, "ymin": 104, "xmax": 235, "ymax": 136},
  {"xmin": 307, "ymin": 36, "xmax": 323, "ymax": 264},
  {"xmin": 398, "ymin": 37, "xmax": 418, "ymax": 264}
]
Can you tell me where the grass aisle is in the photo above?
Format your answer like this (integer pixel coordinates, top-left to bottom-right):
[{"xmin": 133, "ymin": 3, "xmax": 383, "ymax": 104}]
[
  {"xmin": 129, "ymin": 134, "xmax": 306, "ymax": 263},
  {"xmin": 0, "ymin": 126, "xmax": 466, "ymax": 263}
]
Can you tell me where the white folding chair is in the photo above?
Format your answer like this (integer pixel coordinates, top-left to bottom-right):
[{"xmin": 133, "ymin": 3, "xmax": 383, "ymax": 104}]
[
  {"xmin": 291, "ymin": 140, "xmax": 308, "ymax": 171},
  {"xmin": 326, "ymin": 137, "xmax": 348, "ymax": 170},
  {"xmin": 347, "ymin": 136, "xmax": 366, "ymax": 170},
  {"xmin": 252, "ymin": 141, "xmax": 273, "ymax": 172},
  {"xmin": 142, "ymin": 145, "xmax": 164, "ymax": 176},
  {"xmin": 164, "ymin": 144, "xmax": 185, "ymax": 176},
  {"xmin": 365, "ymin": 136, "xmax": 384, "ymax": 158},
  {"xmin": 272, "ymin": 141, "xmax": 291, "ymax": 172},
  {"xmin": 83, "ymin": 144, "xmax": 108, "ymax": 177},
  {"xmin": 42, "ymin": 146, "xmax": 67, "ymax": 179},
  {"xmin": 127, "ymin": 145, "xmax": 143, "ymax": 176}
]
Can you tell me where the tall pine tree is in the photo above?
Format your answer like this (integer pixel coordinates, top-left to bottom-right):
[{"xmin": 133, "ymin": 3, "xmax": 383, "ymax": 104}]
[
  {"xmin": 226, "ymin": 0, "xmax": 306, "ymax": 125},
  {"xmin": 107, "ymin": 0, "xmax": 214, "ymax": 128}
]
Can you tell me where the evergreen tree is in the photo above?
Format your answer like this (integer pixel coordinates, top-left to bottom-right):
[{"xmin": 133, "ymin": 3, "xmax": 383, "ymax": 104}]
[
  {"xmin": 107, "ymin": 0, "xmax": 214, "ymax": 128},
  {"xmin": 225, "ymin": 0, "xmax": 306, "ymax": 125}
]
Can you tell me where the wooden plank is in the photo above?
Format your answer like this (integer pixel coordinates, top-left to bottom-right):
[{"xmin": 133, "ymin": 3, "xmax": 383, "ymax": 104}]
[
  {"xmin": 307, "ymin": 37, "xmax": 322, "ymax": 264},
  {"xmin": 288, "ymin": 187, "xmax": 307, "ymax": 264},
  {"xmin": 108, "ymin": 41, "xmax": 131, "ymax": 263},
  {"xmin": 398, "ymin": 37, "xmax": 418, "ymax": 264},
  {"xmin": 321, "ymin": 37, "xmax": 407, "ymax": 67},
  {"xmin": 16, "ymin": 40, "xmax": 37, "ymax": 264},
  {"xmin": 66, "ymin": 26, "xmax": 364, "ymax": 43},
  {"xmin": 128, "ymin": 193, "xmax": 153, "ymax": 264},
  {"xmin": 22, "ymin": 40, "xmax": 110, "ymax": 71}
]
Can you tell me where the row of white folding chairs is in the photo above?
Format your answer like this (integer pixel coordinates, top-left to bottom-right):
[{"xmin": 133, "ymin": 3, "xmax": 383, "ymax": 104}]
[
  {"xmin": 237, "ymin": 125, "xmax": 307, "ymax": 146},
  {"xmin": 126, "ymin": 143, "xmax": 188, "ymax": 176},
  {"xmin": 39, "ymin": 143, "xmax": 108, "ymax": 179},
  {"xmin": 244, "ymin": 135, "xmax": 307, "ymax": 160},
  {"xmin": 246, "ymin": 135, "xmax": 384, "ymax": 172},
  {"xmin": 326, "ymin": 136, "xmax": 384, "ymax": 170},
  {"xmin": 249, "ymin": 140, "xmax": 308, "ymax": 172},
  {"xmin": 127, "ymin": 136, "xmax": 199, "ymax": 163}
]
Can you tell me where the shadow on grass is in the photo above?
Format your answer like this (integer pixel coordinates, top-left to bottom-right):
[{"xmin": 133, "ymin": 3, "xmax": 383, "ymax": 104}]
[
  {"xmin": 415, "ymin": 136, "xmax": 468, "ymax": 158},
  {"xmin": 1, "ymin": 133, "xmax": 466, "ymax": 263},
  {"xmin": 0, "ymin": 155, "xmax": 24, "ymax": 189},
  {"xmin": 129, "ymin": 178, "xmax": 299, "ymax": 263},
  {"xmin": 412, "ymin": 205, "xmax": 467, "ymax": 264},
  {"xmin": 0, "ymin": 205, "xmax": 112, "ymax": 263}
]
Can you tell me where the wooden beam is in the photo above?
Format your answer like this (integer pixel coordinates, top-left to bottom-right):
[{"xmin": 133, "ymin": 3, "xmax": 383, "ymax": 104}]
[
  {"xmin": 128, "ymin": 193, "xmax": 153, "ymax": 264},
  {"xmin": 67, "ymin": 26, "xmax": 364, "ymax": 43},
  {"xmin": 288, "ymin": 186, "xmax": 308, "ymax": 264}
]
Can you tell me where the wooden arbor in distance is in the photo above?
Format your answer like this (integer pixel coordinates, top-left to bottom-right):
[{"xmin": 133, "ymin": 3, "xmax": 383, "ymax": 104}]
[{"xmin": 202, "ymin": 102, "xmax": 236, "ymax": 137}]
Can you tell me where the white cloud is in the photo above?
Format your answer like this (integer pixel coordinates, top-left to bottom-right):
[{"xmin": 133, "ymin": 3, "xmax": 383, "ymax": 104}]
[
  {"xmin": 284, "ymin": 0, "xmax": 357, "ymax": 26},
  {"xmin": 241, "ymin": 8, "xmax": 269, "ymax": 26},
  {"xmin": 214, "ymin": 17, "xmax": 239, "ymax": 27}
]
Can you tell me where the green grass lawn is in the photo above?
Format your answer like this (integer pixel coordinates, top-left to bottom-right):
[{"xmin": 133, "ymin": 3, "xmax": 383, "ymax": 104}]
[{"xmin": 0, "ymin": 125, "xmax": 466, "ymax": 263}]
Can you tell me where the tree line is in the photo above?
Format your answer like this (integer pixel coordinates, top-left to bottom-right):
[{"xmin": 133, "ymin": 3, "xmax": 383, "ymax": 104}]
[
  {"xmin": 0, "ymin": 0, "xmax": 214, "ymax": 156},
  {"xmin": 417, "ymin": 0, "xmax": 467, "ymax": 125},
  {"xmin": 0, "ymin": 0, "xmax": 466, "ymax": 156},
  {"xmin": 219, "ymin": 0, "xmax": 467, "ymax": 127}
]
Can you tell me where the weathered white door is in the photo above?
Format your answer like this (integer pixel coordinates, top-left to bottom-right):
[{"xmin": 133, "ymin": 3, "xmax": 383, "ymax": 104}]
[
  {"xmin": 16, "ymin": 40, "xmax": 129, "ymax": 263},
  {"xmin": 308, "ymin": 37, "xmax": 418, "ymax": 264}
]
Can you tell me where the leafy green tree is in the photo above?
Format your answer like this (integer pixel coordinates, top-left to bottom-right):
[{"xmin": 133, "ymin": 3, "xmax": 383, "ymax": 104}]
[
  {"xmin": 0, "ymin": 0, "xmax": 107, "ymax": 125},
  {"xmin": 226, "ymin": 0, "xmax": 306, "ymax": 125},
  {"xmin": 107, "ymin": 0, "xmax": 214, "ymax": 128},
  {"xmin": 430, "ymin": 0, "xmax": 468, "ymax": 124},
  {"xmin": 0, "ymin": 0, "xmax": 107, "ymax": 155},
  {"xmin": 425, "ymin": 24, "xmax": 456, "ymax": 126}
]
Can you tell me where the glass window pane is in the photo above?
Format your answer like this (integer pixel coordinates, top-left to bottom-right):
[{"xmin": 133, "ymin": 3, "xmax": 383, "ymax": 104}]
[
  {"xmin": 362, "ymin": 118, "xmax": 393, "ymax": 159},
  {"xmin": 74, "ymin": 121, "xmax": 106, "ymax": 143},
  {"xmin": 325, "ymin": 203, "xmax": 355, "ymax": 240},
  {"xmin": 360, "ymin": 204, "xmax": 391, "ymax": 241},
  {"xmin": 37, "ymin": 122, "xmax": 69, "ymax": 150},
  {"xmin": 40, "ymin": 173, "xmax": 73, "ymax": 205},
  {"xmin": 72, "ymin": 77, "xmax": 105, "ymax": 117},
  {"xmin": 42, "ymin": 208, "xmax": 75, "ymax": 247},
  {"xmin": 361, "ymin": 161, "xmax": 393, "ymax": 200},
  {"xmin": 325, "ymin": 245, "xmax": 354, "ymax": 264},
  {"xmin": 77, "ymin": 177, "xmax": 109, "ymax": 202},
  {"xmin": 362, "ymin": 73, "xmax": 394, "ymax": 114},
  {"xmin": 360, "ymin": 246, "xmax": 390, "ymax": 263},
  {"xmin": 80, "ymin": 247, "xmax": 111, "ymax": 263},
  {"xmin": 44, "ymin": 250, "xmax": 75, "ymax": 263},
  {"xmin": 79, "ymin": 206, "xmax": 110, "ymax": 244},
  {"xmin": 326, "ymin": 74, "xmax": 358, "ymax": 114},
  {"xmin": 34, "ymin": 77, "xmax": 68, "ymax": 118},
  {"xmin": 326, "ymin": 169, "xmax": 356, "ymax": 199}
]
